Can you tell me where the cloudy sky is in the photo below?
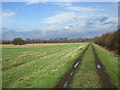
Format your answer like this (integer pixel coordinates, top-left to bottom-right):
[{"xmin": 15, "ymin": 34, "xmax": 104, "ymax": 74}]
[{"xmin": 2, "ymin": 1, "xmax": 118, "ymax": 40}]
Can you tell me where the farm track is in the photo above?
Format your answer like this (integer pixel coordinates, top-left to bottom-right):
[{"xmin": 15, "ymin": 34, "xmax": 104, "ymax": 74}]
[
  {"xmin": 55, "ymin": 44, "xmax": 116, "ymax": 88},
  {"xmin": 55, "ymin": 44, "xmax": 90, "ymax": 88},
  {"xmin": 91, "ymin": 44, "xmax": 116, "ymax": 88}
]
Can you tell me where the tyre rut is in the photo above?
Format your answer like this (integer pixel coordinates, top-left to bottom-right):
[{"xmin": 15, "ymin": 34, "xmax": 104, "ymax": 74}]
[
  {"xmin": 91, "ymin": 44, "xmax": 116, "ymax": 88},
  {"xmin": 55, "ymin": 44, "xmax": 90, "ymax": 88}
]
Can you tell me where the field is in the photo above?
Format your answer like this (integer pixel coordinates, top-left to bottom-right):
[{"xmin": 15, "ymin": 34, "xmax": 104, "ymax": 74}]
[
  {"xmin": 2, "ymin": 43, "xmax": 118, "ymax": 88},
  {"xmin": 2, "ymin": 43, "xmax": 88, "ymax": 88}
]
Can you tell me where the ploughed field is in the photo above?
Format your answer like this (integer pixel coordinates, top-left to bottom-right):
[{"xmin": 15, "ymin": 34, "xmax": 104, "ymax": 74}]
[{"xmin": 2, "ymin": 43, "xmax": 118, "ymax": 88}]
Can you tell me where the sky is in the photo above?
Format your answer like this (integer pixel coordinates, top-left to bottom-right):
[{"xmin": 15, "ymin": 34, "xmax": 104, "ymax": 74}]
[{"xmin": 1, "ymin": 1, "xmax": 118, "ymax": 40}]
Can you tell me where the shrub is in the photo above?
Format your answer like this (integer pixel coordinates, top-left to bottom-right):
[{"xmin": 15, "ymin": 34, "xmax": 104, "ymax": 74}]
[{"xmin": 12, "ymin": 38, "xmax": 26, "ymax": 45}]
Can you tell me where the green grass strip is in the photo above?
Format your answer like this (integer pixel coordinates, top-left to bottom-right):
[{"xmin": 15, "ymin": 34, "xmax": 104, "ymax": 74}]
[{"xmin": 70, "ymin": 45, "xmax": 101, "ymax": 88}]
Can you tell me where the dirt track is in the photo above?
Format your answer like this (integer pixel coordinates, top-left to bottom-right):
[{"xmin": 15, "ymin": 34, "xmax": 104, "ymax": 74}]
[
  {"xmin": 55, "ymin": 44, "xmax": 90, "ymax": 88},
  {"xmin": 55, "ymin": 44, "xmax": 116, "ymax": 88},
  {"xmin": 91, "ymin": 44, "xmax": 115, "ymax": 88}
]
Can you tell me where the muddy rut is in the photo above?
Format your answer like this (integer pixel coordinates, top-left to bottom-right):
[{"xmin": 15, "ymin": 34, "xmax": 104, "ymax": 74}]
[
  {"xmin": 91, "ymin": 44, "xmax": 115, "ymax": 88},
  {"xmin": 55, "ymin": 44, "xmax": 90, "ymax": 88},
  {"xmin": 55, "ymin": 44, "xmax": 116, "ymax": 88}
]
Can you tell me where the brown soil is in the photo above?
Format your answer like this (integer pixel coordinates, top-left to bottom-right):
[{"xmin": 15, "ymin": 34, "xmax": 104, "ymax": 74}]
[
  {"xmin": 91, "ymin": 44, "xmax": 116, "ymax": 88},
  {"xmin": 2, "ymin": 62, "xmax": 25, "ymax": 71},
  {"xmin": 55, "ymin": 44, "xmax": 90, "ymax": 88},
  {"xmin": 12, "ymin": 62, "xmax": 25, "ymax": 67}
]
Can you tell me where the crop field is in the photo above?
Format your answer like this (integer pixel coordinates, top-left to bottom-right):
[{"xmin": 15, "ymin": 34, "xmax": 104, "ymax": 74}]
[
  {"xmin": 2, "ymin": 43, "xmax": 118, "ymax": 88},
  {"xmin": 2, "ymin": 43, "xmax": 88, "ymax": 88}
]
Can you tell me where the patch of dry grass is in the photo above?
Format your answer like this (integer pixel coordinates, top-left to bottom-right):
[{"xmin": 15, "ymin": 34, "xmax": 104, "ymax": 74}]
[{"xmin": 2, "ymin": 43, "xmax": 83, "ymax": 48}]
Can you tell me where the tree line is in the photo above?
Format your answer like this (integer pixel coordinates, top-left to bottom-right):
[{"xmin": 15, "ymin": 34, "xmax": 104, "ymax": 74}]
[
  {"xmin": 94, "ymin": 28, "xmax": 120, "ymax": 55},
  {"xmin": 1, "ymin": 37, "xmax": 93, "ymax": 45}
]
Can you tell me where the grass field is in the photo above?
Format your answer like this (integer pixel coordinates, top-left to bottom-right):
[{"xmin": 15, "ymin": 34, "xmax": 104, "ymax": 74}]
[
  {"xmin": 2, "ymin": 43, "xmax": 118, "ymax": 88},
  {"xmin": 2, "ymin": 43, "xmax": 88, "ymax": 88}
]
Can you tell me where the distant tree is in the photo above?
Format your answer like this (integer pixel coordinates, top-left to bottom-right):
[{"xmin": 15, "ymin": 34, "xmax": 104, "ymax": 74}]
[
  {"xmin": 12, "ymin": 38, "xmax": 26, "ymax": 45},
  {"xmin": 2, "ymin": 40, "xmax": 12, "ymax": 44},
  {"xmin": 117, "ymin": 29, "xmax": 120, "ymax": 54}
]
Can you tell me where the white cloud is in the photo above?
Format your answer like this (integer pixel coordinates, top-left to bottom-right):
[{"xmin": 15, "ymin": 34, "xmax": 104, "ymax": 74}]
[
  {"xmin": 87, "ymin": 17, "xmax": 118, "ymax": 31},
  {"xmin": 2, "ymin": 11, "xmax": 15, "ymax": 17},
  {"xmin": 43, "ymin": 12, "xmax": 77, "ymax": 24},
  {"xmin": 51, "ymin": 2, "xmax": 72, "ymax": 7},
  {"xmin": 42, "ymin": 10, "xmax": 95, "ymax": 25},
  {"xmin": 67, "ymin": 6, "xmax": 104, "ymax": 11},
  {"xmin": 51, "ymin": 2, "xmax": 104, "ymax": 12},
  {"xmin": 26, "ymin": 0, "xmax": 41, "ymax": 4},
  {"xmin": 96, "ymin": 14, "xmax": 108, "ymax": 17},
  {"xmin": 0, "ymin": 11, "xmax": 15, "ymax": 21},
  {"xmin": 47, "ymin": 16, "xmax": 118, "ymax": 33},
  {"xmin": 64, "ymin": 26, "xmax": 70, "ymax": 29},
  {"xmin": 106, "ymin": 17, "xmax": 118, "ymax": 22}
]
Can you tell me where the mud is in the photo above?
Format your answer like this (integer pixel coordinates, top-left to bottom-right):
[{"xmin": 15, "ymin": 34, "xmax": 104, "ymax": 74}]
[
  {"xmin": 55, "ymin": 44, "xmax": 90, "ymax": 88},
  {"xmin": 92, "ymin": 44, "xmax": 116, "ymax": 88}
]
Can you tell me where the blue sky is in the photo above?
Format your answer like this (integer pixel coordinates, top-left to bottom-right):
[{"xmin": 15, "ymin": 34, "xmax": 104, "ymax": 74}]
[{"xmin": 2, "ymin": 2, "xmax": 118, "ymax": 40}]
